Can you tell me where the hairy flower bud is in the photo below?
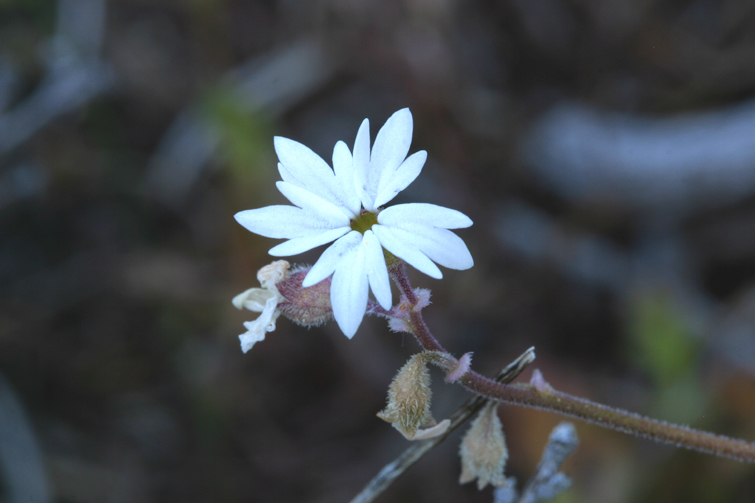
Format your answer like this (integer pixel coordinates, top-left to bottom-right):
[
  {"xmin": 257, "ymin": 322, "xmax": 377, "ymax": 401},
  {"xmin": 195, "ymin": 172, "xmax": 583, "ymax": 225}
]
[
  {"xmin": 377, "ymin": 352, "xmax": 444, "ymax": 440},
  {"xmin": 459, "ymin": 402, "xmax": 508, "ymax": 490},
  {"xmin": 276, "ymin": 267, "xmax": 334, "ymax": 326}
]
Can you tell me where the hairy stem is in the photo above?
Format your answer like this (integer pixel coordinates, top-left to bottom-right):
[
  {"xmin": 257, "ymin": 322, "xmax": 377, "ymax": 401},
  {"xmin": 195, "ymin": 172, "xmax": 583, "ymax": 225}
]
[
  {"xmin": 388, "ymin": 262, "xmax": 755, "ymax": 463},
  {"xmin": 349, "ymin": 348, "xmax": 535, "ymax": 503}
]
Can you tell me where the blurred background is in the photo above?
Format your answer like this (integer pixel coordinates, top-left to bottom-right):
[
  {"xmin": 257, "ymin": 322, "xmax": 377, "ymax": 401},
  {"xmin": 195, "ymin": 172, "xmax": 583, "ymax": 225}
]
[{"xmin": 2, "ymin": 0, "xmax": 755, "ymax": 501}]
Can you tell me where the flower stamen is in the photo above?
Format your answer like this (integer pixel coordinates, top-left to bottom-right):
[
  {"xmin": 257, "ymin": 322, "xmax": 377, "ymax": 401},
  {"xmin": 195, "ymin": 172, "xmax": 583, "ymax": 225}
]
[{"xmin": 350, "ymin": 210, "xmax": 379, "ymax": 234}]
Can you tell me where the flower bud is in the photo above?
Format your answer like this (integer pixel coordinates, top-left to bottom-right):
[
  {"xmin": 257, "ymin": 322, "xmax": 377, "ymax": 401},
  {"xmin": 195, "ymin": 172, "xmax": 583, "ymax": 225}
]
[
  {"xmin": 459, "ymin": 402, "xmax": 508, "ymax": 490},
  {"xmin": 276, "ymin": 267, "xmax": 334, "ymax": 326},
  {"xmin": 377, "ymin": 352, "xmax": 441, "ymax": 440}
]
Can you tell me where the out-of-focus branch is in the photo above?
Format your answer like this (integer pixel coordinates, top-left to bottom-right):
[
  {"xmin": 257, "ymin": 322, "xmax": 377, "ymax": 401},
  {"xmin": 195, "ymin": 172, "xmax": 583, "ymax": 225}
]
[
  {"xmin": 493, "ymin": 422, "xmax": 578, "ymax": 503},
  {"xmin": 515, "ymin": 422, "xmax": 578, "ymax": 503},
  {"xmin": 522, "ymin": 100, "xmax": 755, "ymax": 213},
  {"xmin": 0, "ymin": 0, "xmax": 114, "ymax": 158},
  {"xmin": 0, "ymin": 374, "xmax": 51, "ymax": 503}
]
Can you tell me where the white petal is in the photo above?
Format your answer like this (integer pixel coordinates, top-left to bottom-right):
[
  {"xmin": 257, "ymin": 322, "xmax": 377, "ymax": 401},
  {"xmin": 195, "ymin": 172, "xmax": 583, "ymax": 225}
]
[
  {"xmin": 274, "ymin": 137, "xmax": 336, "ymax": 186},
  {"xmin": 378, "ymin": 203, "xmax": 473, "ymax": 229},
  {"xmin": 374, "ymin": 150, "xmax": 426, "ymax": 208},
  {"xmin": 373, "ymin": 225, "xmax": 443, "ymax": 279},
  {"xmin": 371, "ymin": 108, "xmax": 413, "ymax": 175},
  {"xmin": 268, "ymin": 227, "xmax": 350, "ymax": 256},
  {"xmin": 303, "ymin": 231, "xmax": 362, "ymax": 287},
  {"xmin": 391, "ymin": 223, "xmax": 474, "ymax": 270},
  {"xmin": 333, "ymin": 141, "xmax": 353, "ymax": 179},
  {"xmin": 235, "ymin": 206, "xmax": 335, "ymax": 239},
  {"xmin": 274, "ymin": 137, "xmax": 347, "ymax": 209},
  {"xmin": 331, "ymin": 241, "xmax": 369, "ymax": 338},
  {"xmin": 277, "ymin": 162, "xmax": 297, "ymax": 186},
  {"xmin": 353, "ymin": 118, "xmax": 376, "ymax": 210},
  {"xmin": 276, "ymin": 181, "xmax": 351, "ymax": 225},
  {"xmin": 332, "ymin": 141, "xmax": 362, "ymax": 215},
  {"xmin": 362, "ymin": 230, "xmax": 392, "ymax": 309}
]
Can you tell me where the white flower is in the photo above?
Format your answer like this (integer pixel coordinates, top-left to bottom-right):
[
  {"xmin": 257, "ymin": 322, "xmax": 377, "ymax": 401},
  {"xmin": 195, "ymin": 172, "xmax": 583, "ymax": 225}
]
[
  {"xmin": 233, "ymin": 260, "xmax": 290, "ymax": 353},
  {"xmin": 235, "ymin": 108, "xmax": 473, "ymax": 337}
]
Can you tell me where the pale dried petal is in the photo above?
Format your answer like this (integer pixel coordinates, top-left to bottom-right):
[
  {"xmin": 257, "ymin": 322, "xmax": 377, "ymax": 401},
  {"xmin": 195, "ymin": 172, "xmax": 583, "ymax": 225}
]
[
  {"xmin": 256, "ymin": 260, "xmax": 290, "ymax": 290},
  {"xmin": 405, "ymin": 419, "xmax": 450, "ymax": 440},
  {"xmin": 232, "ymin": 287, "xmax": 275, "ymax": 312},
  {"xmin": 239, "ymin": 295, "xmax": 281, "ymax": 353}
]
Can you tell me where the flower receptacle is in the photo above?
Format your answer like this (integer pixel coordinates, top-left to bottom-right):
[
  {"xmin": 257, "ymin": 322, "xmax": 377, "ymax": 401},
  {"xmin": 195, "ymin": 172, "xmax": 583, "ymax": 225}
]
[{"xmin": 276, "ymin": 267, "xmax": 334, "ymax": 326}]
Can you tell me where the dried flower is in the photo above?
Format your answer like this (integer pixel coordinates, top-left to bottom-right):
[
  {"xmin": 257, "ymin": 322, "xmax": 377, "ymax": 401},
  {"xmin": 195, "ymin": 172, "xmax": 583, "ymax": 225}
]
[
  {"xmin": 459, "ymin": 402, "xmax": 508, "ymax": 490},
  {"xmin": 233, "ymin": 260, "xmax": 290, "ymax": 353},
  {"xmin": 377, "ymin": 352, "xmax": 445, "ymax": 440}
]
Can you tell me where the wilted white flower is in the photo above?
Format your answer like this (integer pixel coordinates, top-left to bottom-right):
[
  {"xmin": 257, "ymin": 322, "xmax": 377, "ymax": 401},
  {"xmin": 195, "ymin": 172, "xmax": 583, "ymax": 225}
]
[
  {"xmin": 233, "ymin": 260, "xmax": 290, "ymax": 353},
  {"xmin": 235, "ymin": 109, "xmax": 473, "ymax": 337}
]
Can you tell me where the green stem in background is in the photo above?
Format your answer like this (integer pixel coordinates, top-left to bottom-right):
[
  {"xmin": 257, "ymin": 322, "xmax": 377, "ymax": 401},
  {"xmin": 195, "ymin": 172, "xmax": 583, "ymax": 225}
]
[{"xmin": 387, "ymin": 261, "xmax": 755, "ymax": 463}]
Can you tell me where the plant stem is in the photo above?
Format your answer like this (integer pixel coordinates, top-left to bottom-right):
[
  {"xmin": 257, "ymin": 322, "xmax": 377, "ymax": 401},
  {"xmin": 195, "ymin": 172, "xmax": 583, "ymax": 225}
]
[
  {"xmin": 388, "ymin": 262, "xmax": 755, "ymax": 463},
  {"xmin": 348, "ymin": 347, "xmax": 536, "ymax": 503}
]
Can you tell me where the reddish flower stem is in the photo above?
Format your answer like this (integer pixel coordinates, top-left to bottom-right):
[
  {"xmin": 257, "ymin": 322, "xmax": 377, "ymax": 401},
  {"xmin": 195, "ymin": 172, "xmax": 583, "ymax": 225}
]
[{"xmin": 388, "ymin": 262, "xmax": 755, "ymax": 463}]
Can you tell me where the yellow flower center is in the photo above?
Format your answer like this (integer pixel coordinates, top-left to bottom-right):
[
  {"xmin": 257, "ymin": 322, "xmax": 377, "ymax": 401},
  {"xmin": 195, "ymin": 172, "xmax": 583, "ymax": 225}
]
[{"xmin": 350, "ymin": 210, "xmax": 378, "ymax": 234}]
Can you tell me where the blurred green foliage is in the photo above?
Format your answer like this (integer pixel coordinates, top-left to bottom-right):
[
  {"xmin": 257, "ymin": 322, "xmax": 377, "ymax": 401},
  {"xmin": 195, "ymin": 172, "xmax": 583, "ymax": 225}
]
[
  {"xmin": 201, "ymin": 88, "xmax": 273, "ymax": 184},
  {"xmin": 627, "ymin": 291, "xmax": 707, "ymax": 424},
  {"xmin": 628, "ymin": 291, "xmax": 699, "ymax": 388}
]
